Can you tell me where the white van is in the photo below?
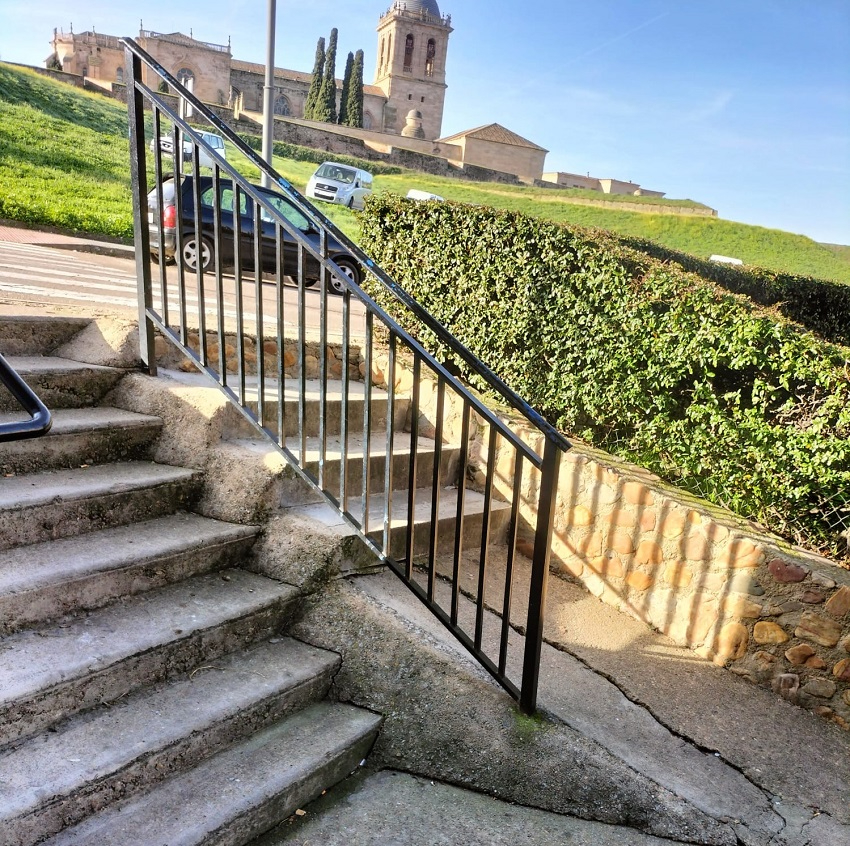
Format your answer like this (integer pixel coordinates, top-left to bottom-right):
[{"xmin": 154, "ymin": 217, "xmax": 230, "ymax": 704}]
[{"xmin": 306, "ymin": 162, "xmax": 373, "ymax": 210}]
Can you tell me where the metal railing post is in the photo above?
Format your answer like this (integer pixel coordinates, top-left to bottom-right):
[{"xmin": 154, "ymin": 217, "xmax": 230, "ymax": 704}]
[
  {"xmin": 125, "ymin": 46, "xmax": 156, "ymax": 376},
  {"xmin": 519, "ymin": 437, "xmax": 561, "ymax": 714}
]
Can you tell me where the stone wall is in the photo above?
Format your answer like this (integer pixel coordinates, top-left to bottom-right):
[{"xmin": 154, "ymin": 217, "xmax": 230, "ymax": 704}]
[
  {"xmin": 366, "ymin": 352, "xmax": 850, "ymax": 731},
  {"xmin": 530, "ymin": 190, "xmax": 719, "ymax": 218}
]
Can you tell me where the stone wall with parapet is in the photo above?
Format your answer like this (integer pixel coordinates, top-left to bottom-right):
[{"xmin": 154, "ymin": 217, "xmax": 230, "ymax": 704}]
[{"xmin": 366, "ymin": 351, "xmax": 850, "ymax": 731}]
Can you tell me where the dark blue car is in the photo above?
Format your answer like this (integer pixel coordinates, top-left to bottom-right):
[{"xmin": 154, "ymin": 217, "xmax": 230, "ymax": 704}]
[{"xmin": 147, "ymin": 176, "xmax": 360, "ymax": 294}]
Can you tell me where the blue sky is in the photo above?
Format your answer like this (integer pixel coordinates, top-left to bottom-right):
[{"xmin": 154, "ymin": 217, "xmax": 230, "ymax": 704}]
[{"xmin": 1, "ymin": 0, "xmax": 848, "ymax": 244}]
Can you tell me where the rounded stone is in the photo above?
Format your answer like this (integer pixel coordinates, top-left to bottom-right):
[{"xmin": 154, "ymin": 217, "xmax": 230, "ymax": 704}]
[
  {"xmin": 825, "ymin": 585, "xmax": 850, "ymax": 618},
  {"xmin": 833, "ymin": 658, "xmax": 850, "ymax": 681},
  {"xmin": 635, "ymin": 539, "xmax": 663, "ymax": 566},
  {"xmin": 785, "ymin": 643, "xmax": 816, "ymax": 665},
  {"xmin": 714, "ymin": 622, "xmax": 749, "ymax": 662},
  {"xmin": 622, "ymin": 481, "xmax": 654, "ymax": 506},
  {"xmin": 723, "ymin": 594, "xmax": 763, "ymax": 619},
  {"xmin": 664, "ymin": 562, "xmax": 693, "ymax": 588},
  {"xmin": 803, "ymin": 678, "xmax": 837, "ymax": 699},
  {"xmin": 659, "ymin": 511, "xmax": 686, "ymax": 539},
  {"xmin": 567, "ymin": 505, "xmax": 593, "ymax": 527},
  {"xmin": 683, "ymin": 534, "xmax": 711, "ymax": 562},
  {"xmin": 768, "ymin": 558, "xmax": 809, "ymax": 584},
  {"xmin": 753, "ymin": 621, "xmax": 788, "ymax": 644},
  {"xmin": 610, "ymin": 530, "xmax": 635, "ymax": 555},
  {"xmin": 626, "ymin": 571, "xmax": 654, "ymax": 592}
]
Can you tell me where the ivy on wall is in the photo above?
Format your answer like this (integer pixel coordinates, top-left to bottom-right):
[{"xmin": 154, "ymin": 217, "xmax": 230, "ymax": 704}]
[{"xmin": 359, "ymin": 194, "xmax": 850, "ymax": 561}]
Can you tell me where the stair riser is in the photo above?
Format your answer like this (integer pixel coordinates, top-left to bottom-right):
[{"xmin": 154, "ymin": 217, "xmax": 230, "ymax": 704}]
[
  {"xmin": 0, "ymin": 478, "xmax": 202, "ymax": 550},
  {"xmin": 298, "ymin": 448, "xmax": 462, "ymax": 505},
  {"xmin": 370, "ymin": 506, "xmax": 512, "ymax": 561},
  {"xmin": 0, "ymin": 369, "xmax": 124, "ymax": 413},
  {"xmin": 0, "ymin": 318, "xmax": 89, "ymax": 356},
  {"xmin": 4, "ymin": 666, "xmax": 336, "ymax": 846},
  {"xmin": 240, "ymin": 397, "xmax": 409, "ymax": 440},
  {"xmin": 200, "ymin": 730, "xmax": 378, "ymax": 846},
  {"xmin": 0, "ymin": 535, "xmax": 258, "ymax": 635},
  {"xmin": 0, "ymin": 423, "xmax": 162, "ymax": 476},
  {"xmin": 0, "ymin": 595, "xmax": 297, "ymax": 749}
]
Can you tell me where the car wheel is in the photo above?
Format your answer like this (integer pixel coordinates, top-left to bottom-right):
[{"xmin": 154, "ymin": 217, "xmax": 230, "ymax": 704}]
[
  {"xmin": 181, "ymin": 235, "xmax": 213, "ymax": 272},
  {"xmin": 328, "ymin": 257, "xmax": 359, "ymax": 295}
]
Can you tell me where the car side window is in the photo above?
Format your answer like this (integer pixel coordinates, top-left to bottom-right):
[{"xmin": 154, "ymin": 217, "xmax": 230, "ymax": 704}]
[
  {"xmin": 219, "ymin": 188, "xmax": 248, "ymax": 215},
  {"xmin": 260, "ymin": 194, "xmax": 311, "ymax": 232}
]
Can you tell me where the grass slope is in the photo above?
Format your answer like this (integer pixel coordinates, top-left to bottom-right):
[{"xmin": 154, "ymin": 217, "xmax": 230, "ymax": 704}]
[{"xmin": 1, "ymin": 61, "xmax": 848, "ymax": 284}]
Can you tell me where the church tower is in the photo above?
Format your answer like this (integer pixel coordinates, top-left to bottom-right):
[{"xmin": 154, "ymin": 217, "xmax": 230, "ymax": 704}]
[{"xmin": 373, "ymin": 0, "xmax": 453, "ymax": 141}]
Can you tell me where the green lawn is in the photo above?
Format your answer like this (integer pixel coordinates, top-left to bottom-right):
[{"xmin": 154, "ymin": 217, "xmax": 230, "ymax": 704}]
[{"xmin": 1, "ymin": 61, "xmax": 848, "ymax": 284}]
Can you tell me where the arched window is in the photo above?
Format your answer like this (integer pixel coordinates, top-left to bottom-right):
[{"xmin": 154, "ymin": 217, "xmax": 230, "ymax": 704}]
[
  {"xmin": 379, "ymin": 37, "xmax": 385, "ymax": 73},
  {"xmin": 425, "ymin": 39, "xmax": 436, "ymax": 76},
  {"xmin": 115, "ymin": 66, "xmax": 124, "ymax": 84},
  {"xmin": 274, "ymin": 94, "xmax": 291, "ymax": 116},
  {"xmin": 363, "ymin": 111, "xmax": 373, "ymax": 130},
  {"xmin": 176, "ymin": 67, "xmax": 195, "ymax": 90},
  {"xmin": 403, "ymin": 34, "xmax": 414, "ymax": 72}
]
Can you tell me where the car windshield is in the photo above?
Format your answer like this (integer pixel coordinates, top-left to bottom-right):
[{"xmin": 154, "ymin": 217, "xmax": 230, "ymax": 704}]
[{"xmin": 315, "ymin": 164, "xmax": 356, "ymax": 184}]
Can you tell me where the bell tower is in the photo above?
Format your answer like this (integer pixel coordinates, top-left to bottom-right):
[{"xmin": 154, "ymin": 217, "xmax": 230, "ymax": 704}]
[{"xmin": 373, "ymin": 0, "xmax": 452, "ymax": 141}]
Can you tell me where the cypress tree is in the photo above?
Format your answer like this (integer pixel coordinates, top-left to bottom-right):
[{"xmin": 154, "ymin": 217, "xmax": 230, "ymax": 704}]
[
  {"xmin": 315, "ymin": 28, "xmax": 338, "ymax": 123},
  {"xmin": 338, "ymin": 51, "xmax": 354, "ymax": 125},
  {"xmin": 344, "ymin": 49, "xmax": 365, "ymax": 128},
  {"xmin": 303, "ymin": 36, "xmax": 325, "ymax": 120}
]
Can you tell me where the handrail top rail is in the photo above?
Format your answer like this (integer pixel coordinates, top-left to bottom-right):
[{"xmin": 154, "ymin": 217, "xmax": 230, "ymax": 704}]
[
  {"xmin": 122, "ymin": 36, "xmax": 570, "ymax": 455},
  {"xmin": 0, "ymin": 352, "xmax": 52, "ymax": 442}
]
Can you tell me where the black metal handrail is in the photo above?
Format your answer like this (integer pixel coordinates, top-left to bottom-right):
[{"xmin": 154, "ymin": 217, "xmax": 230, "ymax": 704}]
[
  {"xmin": 122, "ymin": 36, "xmax": 569, "ymax": 713},
  {"xmin": 0, "ymin": 353, "xmax": 52, "ymax": 442}
]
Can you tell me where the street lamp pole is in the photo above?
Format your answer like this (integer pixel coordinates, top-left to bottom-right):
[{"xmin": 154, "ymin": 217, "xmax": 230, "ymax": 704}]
[{"xmin": 261, "ymin": 0, "xmax": 276, "ymax": 188}]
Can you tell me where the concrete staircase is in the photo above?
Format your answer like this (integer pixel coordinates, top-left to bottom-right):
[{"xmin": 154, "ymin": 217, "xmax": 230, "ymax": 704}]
[{"xmin": 0, "ymin": 316, "xmax": 382, "ymax": 846}]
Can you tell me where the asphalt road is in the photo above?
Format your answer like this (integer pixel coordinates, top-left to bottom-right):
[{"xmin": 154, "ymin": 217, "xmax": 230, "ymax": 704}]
[{"xmin": 0, "ymin": 239, "xmax": 368, "ymax": 342}]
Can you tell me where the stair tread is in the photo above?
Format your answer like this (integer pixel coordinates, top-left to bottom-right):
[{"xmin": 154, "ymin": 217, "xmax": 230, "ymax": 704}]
[
  {"xmin": 3, "ymin": 355, "xmax": 120, "ymax": 375},
  {"xmin": 42, "ymin": 702, "xmax": 381, "ymax": 846},
  {"xmin": 23, "ymin": 406, "xmax": 162, "ymax": 434},
  {"xmin": 0, "ymin": 406, "xmax": 161, "ymax": 435},
  {"xmin": 293, "ymin": 484, "xmax": 511, "ymax": 529},
  {"xmin": 0, "ymin": 461, "xmax": 198, "ymax": 511},
  {"xmin": 0, "ymin": 569, "xmax": 298, "ymax": 707},
  {"xmin": 0, "ymin": 513, "xmax": 258, "ymax": 597},
  {"xmin": 0, "ymin": 639, "xmax": 339, "ymax": 824}
]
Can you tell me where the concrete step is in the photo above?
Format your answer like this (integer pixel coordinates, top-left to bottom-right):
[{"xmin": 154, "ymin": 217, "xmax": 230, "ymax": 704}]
[
  {"xmin": 0, "ymin": 513, "xmax": 259, "ymax": 634},
  {"xmin": 0, "ymin": 356, "xmax": 124, "ymax": 412},
  {"xmin": 0, "ymin": 639, "xmax": 341, "ymax": 846},
  {"xmin": 0, "ymin": 316, "xmax": 89, "ymax": 356},
  {"xmin": 292, "ymin": 485, "xmax": 512, "ymax": 561},
  {"xmin": 232, "ymin": 376, "xmax": 409, "ymax": 440},
  {"xmin": 41, "ymin": 702, "xmax": 381, "ymax": 846},
  {"xmin": 0, "ymin": 407, "xmax": 163, "ymax": 475},
  {"xmin": 0, "ymin": 461, "xmax": 202, "ymax": 550},
  {"xmin": 0, "ymin": 568, "xmax": 299, "ymax": 747}
]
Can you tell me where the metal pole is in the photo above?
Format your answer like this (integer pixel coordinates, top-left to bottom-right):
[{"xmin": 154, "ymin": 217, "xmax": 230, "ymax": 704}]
[{"xmin": 261, "ymin": 0, "xmax": 276, "ymax": 188}]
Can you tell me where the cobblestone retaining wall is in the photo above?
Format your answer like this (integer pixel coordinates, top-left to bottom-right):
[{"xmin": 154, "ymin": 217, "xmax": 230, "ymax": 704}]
[{"xmin": 369, "ymin": 353, "xmax": 850, "ymax": 730}]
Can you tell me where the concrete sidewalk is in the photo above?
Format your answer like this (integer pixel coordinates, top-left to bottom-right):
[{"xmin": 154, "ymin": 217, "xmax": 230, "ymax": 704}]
[{"xmin": 0, "ymin": 221, "xmax": 133, "ymax": 258}]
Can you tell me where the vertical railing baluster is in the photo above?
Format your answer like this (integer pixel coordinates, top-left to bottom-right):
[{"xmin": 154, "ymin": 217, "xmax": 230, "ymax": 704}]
[
  {"xmin": 171, "ymin": 124, "xmax": 187, "ymax": 346},
  {"xmin": 499, "ymin": 449, "xmax": 524, "ymax": 677},
  {"xmin": 297, "ymin": 244, "xmax": 307, "ymax": 467},
  {"xmin": 276, "ymin": 223, "xmax": 285, "ymax": 448},
  {"xmin": 474, "ymin": 423, "xmax": 498, "ymax": 652},
  {"xmin": 451, "ymin": 401, "xmax": 470, "ymax": 626},
  {"xmin": 382, "ymin": 333, "xmax": 397, "ymax": 557},
  {"xmin": 361, "ymin": 311, "xmax": 374, "ymax": 536},
  {"xmin": 427, "ymin": 375, "xmax": 445, "ymax": 603},
  {"xmin": 190, "ymin": 161, "xmax": 207, "ymax": 367},
  {"xmin": 318, "ymin": 230, "xmax": 328, "ymax": 492},
  {"xmin": 151, "ymin": 109, "xmax": 169, "ymax": 329},
  {"xmin": 520, "ymin": 438, "xmax": 561, "ymax": 715},
  {"xmin": 340, "ymin": 287, "xmax": 351, "ymax": 512},
  {"xmin": 233, "ymin": 185, "xmax": 245, "ymax": 405},
  {"xmin": 404, "ymin": 353, "xmax": 421, "ymax": 578},
  {"xmin": 254, "ymin": 199, "xmax": 265, "ymax": 429},
  {"xmin": 212, "ymin": 165, "xmax": 226, "ymax": 385},
  {"xmin": 125, "ymin": 47, "xmax": 156, "ymax": 375}
]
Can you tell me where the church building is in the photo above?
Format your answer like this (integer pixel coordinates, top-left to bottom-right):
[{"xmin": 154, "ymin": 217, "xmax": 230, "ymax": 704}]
[{"xmin": 49, "ymin": 0, "xmax": 453, "ymax": 141}]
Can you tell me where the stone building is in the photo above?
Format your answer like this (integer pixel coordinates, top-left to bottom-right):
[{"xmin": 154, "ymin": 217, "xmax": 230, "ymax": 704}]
[
  {"xmin": 46, "ymin": 4, "xmax": 570, "ymax": 182},
  {"xmin": 436, "ymin": 124, "xmax": 548, "ymax": 183}
]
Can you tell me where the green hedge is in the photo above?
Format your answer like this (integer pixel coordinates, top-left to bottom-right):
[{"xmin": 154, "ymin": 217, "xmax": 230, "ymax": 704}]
[
  {"xmin": 608, "ymin": 234, "xmax": 850, "ymax": 348},
  {"xmin": 359, "ymin": 194, "xmax": 850, "ymax": 562},
  {"xmin": 237, "ymin": 133, "xmax": 402, "ymax": 176}
]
